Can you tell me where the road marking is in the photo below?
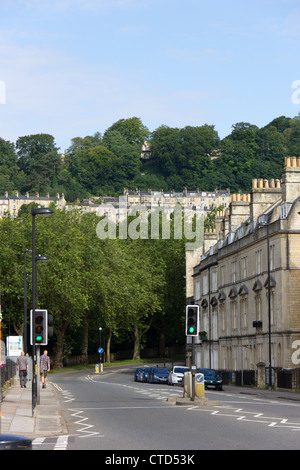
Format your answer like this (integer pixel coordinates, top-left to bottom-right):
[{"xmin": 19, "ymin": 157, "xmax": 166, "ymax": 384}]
[
  {"xmin": 189, "ymin": 405, "xmax": 300, "ymax": 431},
  {"xmin": 54, "ymin": 435, "xmax": 69, "ymax": 450},
  {"xmin": 49, "ymin": 381, "xmax": 62, "ymax": 392},
  {"xmin": 32, "ymin": 436, "xmax": 69, "ymax": 450},
  {"xmin": 69, "ymin": 409, "xmax": 103, "ymax": 438},
  {"xmin": 32, "ymin": 437, "xmax": 45, "ymax": 445}
]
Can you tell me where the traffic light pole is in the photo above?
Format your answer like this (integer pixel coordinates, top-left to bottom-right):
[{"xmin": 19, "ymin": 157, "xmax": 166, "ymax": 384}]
[
  {"xmin": 32, "ymin": 214, "xmax": 37, "ymax": 416},
  {"xmin": 37, "ymin": 346, "xmax": 40, "ymax": 405},
  {"xmin": 191, "ymin": 337, "xmax": 196, "ymax": 401}
]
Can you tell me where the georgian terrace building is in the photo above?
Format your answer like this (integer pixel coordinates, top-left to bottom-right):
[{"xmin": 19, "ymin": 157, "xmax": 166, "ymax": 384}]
[
  {"xmin": 0, "ymin": 187, "xmax": 230, "ymax": 222},
  {"xmin": 0, "ymin": 191, "xmax": 66, "ymax": 217},
  {"xmin": 186, "ymin": 157, "xmax": 300, "ymax": 375},
  {"xmin": 64, "ymin": 188, "xmax": 231, "ymax": 223},
  {"xmin": 123, "ymin": 187, "xmax": 231, "ymax": 212}
]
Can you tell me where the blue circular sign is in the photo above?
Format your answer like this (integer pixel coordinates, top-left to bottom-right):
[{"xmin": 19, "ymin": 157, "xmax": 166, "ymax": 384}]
[
  {"xmin": 196, "ymin": 373, "xmax": 204, "ymax": 383},
  {"xmin": 98, "ymin": 347, "xmax": 104, "ymax": 353}
]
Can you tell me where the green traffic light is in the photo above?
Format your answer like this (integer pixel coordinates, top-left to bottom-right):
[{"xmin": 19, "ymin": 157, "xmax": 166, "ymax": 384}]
[
  {"xmin": 188, "ymin": 326, "xmax": 195, "ymax": 334},
  {"xmin": 35, "ymin": 335, "xmax": 43, "ymax": 342}
]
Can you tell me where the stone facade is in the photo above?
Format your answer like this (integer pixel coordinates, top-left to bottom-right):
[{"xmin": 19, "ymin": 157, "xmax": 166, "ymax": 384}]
[
  {"xmin": 0, "ymin": 192, "xmax": 66, "ymax": 217},
  {"xmin": 187, "ymin": 157, "xmax": 300, "ymax": 375},
  {"xmin": 124, "ymin": 188, "xmax": 231, "ymax": 212}
]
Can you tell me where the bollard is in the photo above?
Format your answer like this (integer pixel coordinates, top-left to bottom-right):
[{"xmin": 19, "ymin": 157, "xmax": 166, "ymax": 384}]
[
  {"xmin": 95, "ymin": 364, "xmax": 99, "ymax": 374},
  {"xmin": 195, "ymin": 373, "xmax": 205, "ymax": 398}
]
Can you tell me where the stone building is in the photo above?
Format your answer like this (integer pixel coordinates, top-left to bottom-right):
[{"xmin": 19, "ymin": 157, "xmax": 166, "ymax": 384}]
[
  {"xmin": 186, "ymin": 157, "xmax": 300, "ymax": 376},
  {"xmin": 124, "ymin": 187, "xmax": 231, "ymax": 212},
  {"xmin": 0, "ymin": 192, "xmax": 66, "ymax": 217}
]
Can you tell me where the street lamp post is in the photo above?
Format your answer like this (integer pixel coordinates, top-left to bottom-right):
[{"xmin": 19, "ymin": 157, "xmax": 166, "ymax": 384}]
[
  {"xmin": 23, "ymin": 249, "xmax": 32, "ymax": 355},
  {"xmin": 35, "ymin": 255, "xmax": 49, "ymax": 406},
  {"xmin": 258, "ymin": 214, "xmax": 272, "ymax": 391},
  {"xmin": 31, "ymin": 207, "xmax": 53, "ymax": 415}
]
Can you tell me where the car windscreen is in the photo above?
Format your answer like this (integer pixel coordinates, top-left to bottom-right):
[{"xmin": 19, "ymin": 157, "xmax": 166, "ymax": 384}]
[{"xmin": 201, "ymin": 369, "xmax": 217, "ymax": 376}]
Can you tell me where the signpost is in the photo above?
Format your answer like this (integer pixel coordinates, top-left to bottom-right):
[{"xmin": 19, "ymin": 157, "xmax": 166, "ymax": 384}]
[{"xmin": 98, "ymin": 347, "xmax": 104, "ymax": 372}]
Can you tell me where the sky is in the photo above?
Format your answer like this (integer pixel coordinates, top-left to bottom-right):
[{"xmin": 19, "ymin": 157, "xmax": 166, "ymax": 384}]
[{"xmin": 1, "ymin": 0, "xmax": 300, "ymax": 151}]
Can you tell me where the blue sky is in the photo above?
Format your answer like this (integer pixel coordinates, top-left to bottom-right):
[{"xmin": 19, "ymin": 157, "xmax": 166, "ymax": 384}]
[{"xmin": 1, "ymin": 0, "xmax": 300, "ymax": 151}]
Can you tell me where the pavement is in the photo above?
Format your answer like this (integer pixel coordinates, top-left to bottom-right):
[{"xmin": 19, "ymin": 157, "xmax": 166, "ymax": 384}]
[
  {"xmin": 223, "ymin": 384, "xmax": 300, "ymax": 402},
  {"xmin": 1, "ymin": 374, "xmax": 300, "ymax": 443},
  {"xmin": 0, "ymin": 378, "xmax": 66, "ymax": 441}
]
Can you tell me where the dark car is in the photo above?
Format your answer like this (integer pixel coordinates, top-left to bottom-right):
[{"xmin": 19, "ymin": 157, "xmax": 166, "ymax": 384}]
[
  {"xmin": 149, "ymin": 367, "xmax": 170, "ymax": 384},
  {"xmin": 134, "ymin": 367, "xmax": 143, "ymax": 382},
  {"xmin": 143, "ymin": 367, "xmax": 155, "ymax": 383},
  {"xmin": 198, "ymin": 368, "xmax": 223, "ymax": 390},
  {"xmin": 135, "ymin": 367, "xmax": 146, "ymax": 382}
]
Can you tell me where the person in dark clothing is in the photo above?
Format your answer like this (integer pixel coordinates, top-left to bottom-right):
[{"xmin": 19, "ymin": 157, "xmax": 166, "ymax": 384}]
[{"xmin": 16, "ymin": 351, "xmax": 29, "ymax": 388}]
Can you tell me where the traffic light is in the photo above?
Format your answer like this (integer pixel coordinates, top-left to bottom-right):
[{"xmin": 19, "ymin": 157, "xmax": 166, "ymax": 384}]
[
  {"xmin": 30, "ymin": 309, "xmax": 48, "ymax": 346},
  {"xmin": 185, "ymin": 305, "xmax": 199, "ymax": 337}
]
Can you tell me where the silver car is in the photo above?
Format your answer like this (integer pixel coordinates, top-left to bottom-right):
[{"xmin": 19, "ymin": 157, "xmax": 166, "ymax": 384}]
[{"xmin": 168, "ymin": 366, "xmax": 189, "ymax": 385}]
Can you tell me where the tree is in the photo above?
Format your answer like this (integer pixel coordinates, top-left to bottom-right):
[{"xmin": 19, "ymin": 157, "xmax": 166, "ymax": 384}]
[
  {"xmin": 16, "ymin": 134, "xmax": 59, "ymax": 172},
  {"xmin": 69, "ymin": 144, "xmax": 123, "ymax": 195},
  {"xmin": 35, "ymin": 208, "xmax": 89, "ymax": 368},
  {"xmin": 102, "ymin": 129, "xmax": 141, "ymax": 181},
  {"xmin": 0, "ymin": 214, "xmax": 31, "ymax": 337},
  {"xmin": 0, "ymin": 138, "xmax": 25, "ymax": 193},
  {"xmin": 16, "ymin": 134, "xmax": 62, "ymax": 193},
  {"xmin": 105, "ymin": 117, "xmax": 150, "ymax": 146}
]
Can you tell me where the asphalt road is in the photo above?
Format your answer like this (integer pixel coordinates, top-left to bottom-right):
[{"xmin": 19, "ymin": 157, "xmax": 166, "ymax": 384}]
[{"xmin": 46, "ymin": 365, "xmax": 300, "ymax": 452}]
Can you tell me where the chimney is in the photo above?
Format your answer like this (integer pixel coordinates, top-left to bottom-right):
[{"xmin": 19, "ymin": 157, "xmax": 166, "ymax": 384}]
[
  {"xmin": 229, "ymin": 193, "xmax": 251, "ymax": 230},
  {"xmin": 281, "ymin": 157, "xmax": 300, "ymax": 202},
  {"xmin": 250, "ymin": 178, "xmax": 282, "ymax": 220}
]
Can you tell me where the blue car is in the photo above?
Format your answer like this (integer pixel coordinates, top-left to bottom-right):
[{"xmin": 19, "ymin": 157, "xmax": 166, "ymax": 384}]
[
  {"xmin": 143, "ymin": 367, "xmax": 155, "ymax": 383},
  {"xmin": 134, "ymin": 367, "xmax": 144, "ymax": 382},
  {"xmin": 149, "ymin": 367, "xmax": 170, "ymax": 384}
]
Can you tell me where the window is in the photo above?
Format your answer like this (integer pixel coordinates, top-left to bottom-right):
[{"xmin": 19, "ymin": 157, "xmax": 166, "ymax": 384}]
[
  {"xmin": 220, "ymin": 265, "xmax": 225, "ymax": 286},
  {"xmin": 212, "ymin": 270, "xmax": 218, "ymax": 292},
  {"xmin": 194, "ymin": 280, "xmax": 201, "ymax": 300},
  {"xmin": 269, "ymin": 288, "xmax": 275, "ymax": 325},
  {"xmin": 280, "ymin": 202, "xmax": 292, "ymax": 219},
  {"xmin": 240, "ymin": 297, "xmax": 248, "ymax": 329},
  {"xmin": 232, "ymin": 261, "xmax": 237, "ymax": 283},
  {"xmin": 231, "ymin": 301, "xmax": 237, "ymax": 330},
  {"xmin": 220, "ymin": 303, "xmax": 226, "ymax": 332},
  {"xmin": 212, "ymin": 308, "xmax": 218, "ymax": 340},
  {"xmin": 241, "ymin": 257, "xmax": 248, "ymax": 279},
  {"xmin": 270, "ymin": 245, "xmax": 275, "ymax": 271},
  {"xmin": 203, "ymin": 274, "xmax": 208, "ymax": 295},
  {"xmin": 255, "ymin": 294, "xmax": 262, "ymax": 322},
  {"xmin": 256, "ymin": 249, "xmax": 262, "ymax": 275}
]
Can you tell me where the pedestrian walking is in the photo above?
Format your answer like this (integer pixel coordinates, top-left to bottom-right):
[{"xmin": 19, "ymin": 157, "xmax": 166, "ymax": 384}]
[
  {"xmin": 40, "ymin": 350, "xmax": 50, "ymax": 388},
  {"xmin": 16, "ymin": 351, "xmax": 29, "ymax": 388}
]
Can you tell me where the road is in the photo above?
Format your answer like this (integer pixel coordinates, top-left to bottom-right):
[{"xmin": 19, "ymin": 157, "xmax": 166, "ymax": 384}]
[{"xmin": 34, "ymin": 365, "xmax": 300, "ymax": 452}]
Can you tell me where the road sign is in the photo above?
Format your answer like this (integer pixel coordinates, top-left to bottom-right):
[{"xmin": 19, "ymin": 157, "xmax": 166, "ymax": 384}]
[
  {"xmin": 195, "ymin": 373, "xmax": 205, "ymax": 397},
  {"xmin": 98, "ymin": 347, "xmax": 104, "ymax": 354}
]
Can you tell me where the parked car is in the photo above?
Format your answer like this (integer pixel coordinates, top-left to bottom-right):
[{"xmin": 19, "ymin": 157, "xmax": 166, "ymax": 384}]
[
  {"xmin": 134, "ymin": 367, "xmax": 143, "ymax": 382},
  {"xmin": 168, "ymin": 366, "xmax": 190, "ymax": 386},
  {"xmin": 198, "ymin": 368, "xmax": 223, "ymax": 390},
  {"xmin": 136, "ymin": 368, "xmax": 146, "ymax": 382},
  {"xmin": 149, "ymin": 367, "xmax": 170, "ymax": 384},
  {"xmin": 143, "ymin": 367, "xmax": 155, "ymax": 383}
]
